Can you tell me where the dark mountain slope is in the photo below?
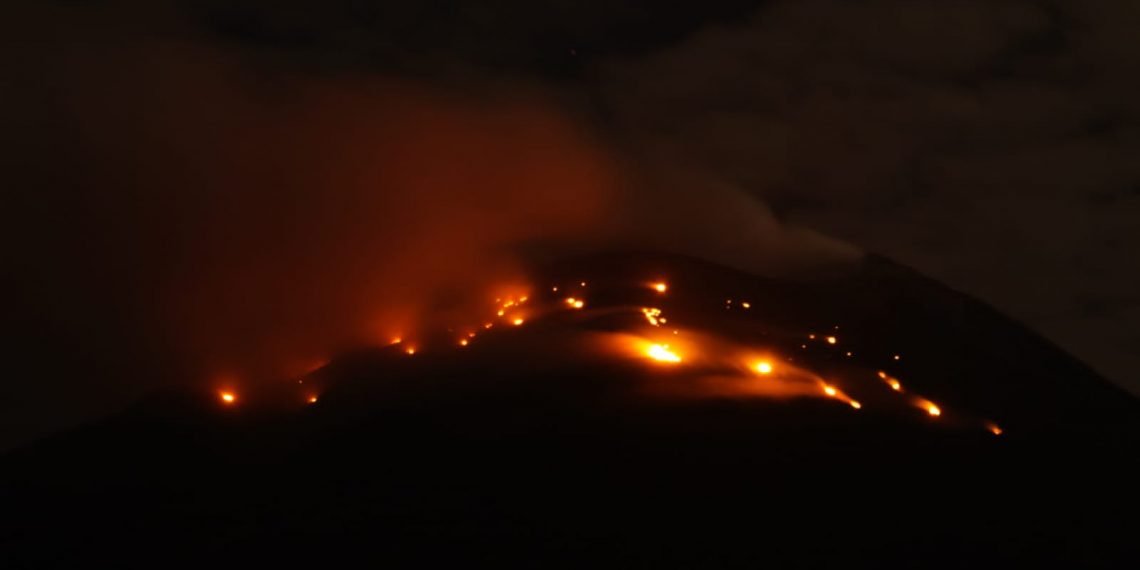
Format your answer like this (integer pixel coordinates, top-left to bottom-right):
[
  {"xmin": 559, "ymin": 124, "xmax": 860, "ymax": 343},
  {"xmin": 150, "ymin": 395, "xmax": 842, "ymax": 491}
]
[{"xmin": 2, "ymin": 252, "xmax": 1137, "ymax": 568}]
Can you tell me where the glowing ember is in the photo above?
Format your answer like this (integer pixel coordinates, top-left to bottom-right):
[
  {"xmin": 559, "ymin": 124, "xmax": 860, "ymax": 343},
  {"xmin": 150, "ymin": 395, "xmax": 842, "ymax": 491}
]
[
  {"xmin": 390, "ymin": 337, "xmax": 403, "ymax": 345},
  {"xmin": 565, "ymin": 297, "xmax": 585, "ymax": 309},
  {"xmin": 468, "ymin": 332, "xmax": 477, "ymax": 338},
  {"xmin": 512, "ymin": 317, "xmax": 525, "ymax": 326},
  {"xmin": 755, "ymin": 361, "xmax": 773, "ymax": 375},
  {"xmin": 459, "ymin": 339, "xmax": 469, "ymax": 346},
  {"xmin": 849, "ymin": 400, "xmax": 862, "ymax": 410},
  {"xmin": 580, "ymin": 281, "xmax": 587, "ymax": 287},
  {"xmin": 987, "ymin": 422, "xmax": 1003, "ymax": 436},
  {"xmin": 552, "ymin": 286, "xmax": 559, "ymax": 292},
  {"xmin": 308, "ymin": 395, "xmax": 318, "ymax": 404},
  {"xmin": 924, "ymin": 402, "xmax": 941, "ymax": 417},
  {"xmin": 219, "ymin": 391, "xmax": 236, "ymax": 405},
  {"xmin": 652, "ymin": 282, "xmax": 668, "ymax": 293},
  {"xmin": 826, "ymin": 336, "xmax": 837, "ymax": 345},
  {"xmin": 646, "ymin": 344, "xmax": 682, "ymax": 363},
  {"xmin": 893, "ymin": 354, "xmax": 901, "ymax": 361},
  {"xmin": 741, "ymin": 302, "xmax": 751, "ymax": 309},
  {"xmin": 876, "ymin": 371, "xmax": 904, "ymax": 391},
  {"xmin": 822, "ymin": 385, "xmax": 838, "ymax": 397},
  {"xmin": 496, "ymin": 309, "xmax": 506, "ymax": 317},
  {"xmin": 405, "ymin": 346, "xmax": 417, "ymax": 355},
  {"xmin": 484, "ymin": 322, "xmax": 493, "ymax": 329},
  {"xmin": 642, "ymin": 307, "xmax": 663, "ymax": 326}
]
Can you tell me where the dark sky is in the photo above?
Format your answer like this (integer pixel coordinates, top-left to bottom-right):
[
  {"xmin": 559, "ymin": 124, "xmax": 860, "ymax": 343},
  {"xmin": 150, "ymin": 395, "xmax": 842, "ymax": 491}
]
[{"xmin": 2, "ymin": 0, "xmax": 1138, "ymax": 448}]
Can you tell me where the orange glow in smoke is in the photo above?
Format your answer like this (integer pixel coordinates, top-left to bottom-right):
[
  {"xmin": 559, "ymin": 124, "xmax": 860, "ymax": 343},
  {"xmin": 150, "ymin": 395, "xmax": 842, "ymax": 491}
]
[
  {"xmin": 405, "ymin": 346, "xmax": 417, "ymax": 355},
  {"xmin": 219, "ymin": 391, "xmax": 236, "ymax": 405},
  {"xmin": 512, "ymin": 317, "xmax": 525, "ymax": 326},
  {"xmin": 308, "ymin": 395, "xmax": 318, "ymax": 404},
  {"xmin": 987, "ymin": 422, "xmax": 1003, "ymax": 436},
  {"xmin": 652, "ymin": 282, "xmax": 668, "ymax": 293},
  {"xmin": 849, "ymin": 400, "xmax": 862, "ymax": 410},
  {"xmin": 565, "ymin": 297, "xmax": 585, "ymax": 309},
  {"xmin": 822, "ymin": 385, "xmax": 838, "ymax": 397},
  {"xmin": 390, "ymin": 337, "xmax": 403, "ymax": 345},
  {"xmin": 755, "ymin": 361, "xmax": 773, "ymax": 375},
  {"xmin": 459, "ymin": 339, "xmax": 469, "ymax": 346},
  {"xmin": 646, "ymin": 344, "xmax": 682, "ymax": 363}
]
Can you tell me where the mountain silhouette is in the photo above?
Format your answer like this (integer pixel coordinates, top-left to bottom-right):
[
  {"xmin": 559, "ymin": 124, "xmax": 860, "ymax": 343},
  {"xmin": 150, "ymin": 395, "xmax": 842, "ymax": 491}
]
[{"xmin": 3, "ymin": 252, "xmax": 1137, "ymax": 568}]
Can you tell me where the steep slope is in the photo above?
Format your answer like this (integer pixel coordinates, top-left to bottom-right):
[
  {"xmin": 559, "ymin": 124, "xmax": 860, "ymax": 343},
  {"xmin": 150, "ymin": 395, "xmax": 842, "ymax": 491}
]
[{"xmin": 2, "ymin": 251, "xmax": 1137, "ymax": 567}]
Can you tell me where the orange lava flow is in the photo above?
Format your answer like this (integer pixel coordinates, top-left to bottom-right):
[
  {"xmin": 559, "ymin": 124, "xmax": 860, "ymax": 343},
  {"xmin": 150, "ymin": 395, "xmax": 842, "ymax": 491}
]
[{"xmin": 646, "ymin": 343, "xmax": 682, "ymax": 363}]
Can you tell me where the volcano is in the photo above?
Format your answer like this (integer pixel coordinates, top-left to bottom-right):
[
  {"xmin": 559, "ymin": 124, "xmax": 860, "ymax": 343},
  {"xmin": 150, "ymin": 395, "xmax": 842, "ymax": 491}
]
[{"xmin": 2, "ymin": 252, "xmax": 1137, "ymax": 568}]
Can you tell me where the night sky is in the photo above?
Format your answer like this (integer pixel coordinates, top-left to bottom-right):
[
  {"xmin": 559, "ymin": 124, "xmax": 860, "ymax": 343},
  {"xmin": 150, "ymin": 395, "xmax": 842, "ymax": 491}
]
[{"xmin": 3, "ymin": 0, "xmax": 1139, "ymax": 449}]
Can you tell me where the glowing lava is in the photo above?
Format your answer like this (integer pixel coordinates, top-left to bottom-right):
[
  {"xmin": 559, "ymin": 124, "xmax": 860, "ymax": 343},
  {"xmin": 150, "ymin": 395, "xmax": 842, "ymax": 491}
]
[
  {"xmin": 878, "ymin": 371, "xmax": 903, "ymax": 392},
  {"xmin": 646, "ymin": 344, "xmax": 682, "ymax": 363},
  {"xmin": 642, "ymin": 308, "xmax": 663, "ymax": 326}
]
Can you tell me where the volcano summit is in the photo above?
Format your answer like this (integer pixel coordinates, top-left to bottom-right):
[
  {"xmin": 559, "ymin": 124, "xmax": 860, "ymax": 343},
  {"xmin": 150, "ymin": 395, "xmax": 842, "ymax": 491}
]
[{"xmin": 3, "ymin": 252, "xmax": 1137, "ymax": 567}]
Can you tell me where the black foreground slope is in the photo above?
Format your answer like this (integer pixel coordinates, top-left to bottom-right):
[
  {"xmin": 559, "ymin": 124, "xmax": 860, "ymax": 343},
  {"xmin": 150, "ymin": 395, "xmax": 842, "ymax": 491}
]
[{"xmin": 2, "ymin": 252, "xmax": 1138, "ymax": 568}]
